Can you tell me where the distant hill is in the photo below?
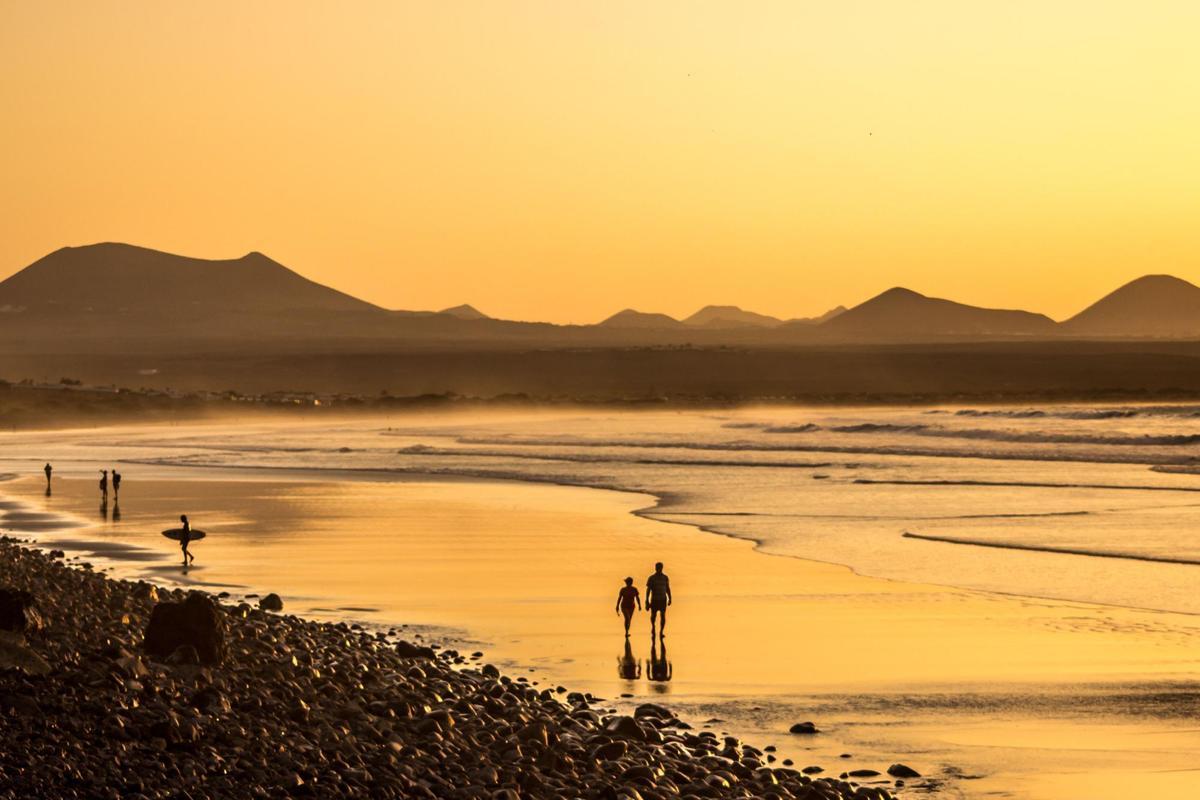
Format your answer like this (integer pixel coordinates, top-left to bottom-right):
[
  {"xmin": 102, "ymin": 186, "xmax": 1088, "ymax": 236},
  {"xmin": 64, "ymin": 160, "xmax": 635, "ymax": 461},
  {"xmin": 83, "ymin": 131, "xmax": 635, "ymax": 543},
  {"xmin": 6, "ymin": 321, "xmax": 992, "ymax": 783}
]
[
  {"xmin": 0, "ymin": 243, "xmax": 379, "ymax": 316},
  {"xmin": 815, "ymin": 287, "xmax": 1056, "ymax": 340},
  {"xmin": 439, "ymin": 304, "xmax": 489, "ymax": 320},
  {"xmin": 598, "ymin": 309, "xmax": 684, "ymax": 329},
  {"xmin": 683, "ymin": 305, "xmax": 783, "ymax": 328},
  {"xmin": 786, "ymin": 306, "xmax": 848, "ymax": 325},
  {"xmin": 0, "ymin": 243, "xmax": 413, "ymax": 345},
  {"xmin": 1062, "ymin": 275, "xmax": 1200, "ymax": 338}
]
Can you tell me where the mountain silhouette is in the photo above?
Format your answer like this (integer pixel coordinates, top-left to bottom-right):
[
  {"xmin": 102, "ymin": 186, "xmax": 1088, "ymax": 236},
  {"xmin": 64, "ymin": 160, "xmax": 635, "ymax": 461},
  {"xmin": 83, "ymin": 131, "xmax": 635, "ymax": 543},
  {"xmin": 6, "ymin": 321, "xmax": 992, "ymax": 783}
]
[
  {"xmin": 816, "ymin": 287, "xmax": 1056, "ymax": 340},
  {"xmin": 1062, "ymin": 275, "xmax": 1200, "ymax": 337},
  {"xmin": 0, "ymin": 243, "xmax": 380, "ymax": 317},
  {"xmin": 439, "ymin": 304, "xmax": 489, "ymax": 320},
  {"xmin": 683, "ymin": 305, "xmax": 783, "ymax": 328},
  {"xmin": 5, "ymin": 242, "xmax": 1200, "ymax": 350},
  {"xmin": 598, "ymin": 309, "xmax": 684, "ymax": 329},
  {"xmin": 786, "ymin": 305, "xmax": 848, "ymax": 325}
]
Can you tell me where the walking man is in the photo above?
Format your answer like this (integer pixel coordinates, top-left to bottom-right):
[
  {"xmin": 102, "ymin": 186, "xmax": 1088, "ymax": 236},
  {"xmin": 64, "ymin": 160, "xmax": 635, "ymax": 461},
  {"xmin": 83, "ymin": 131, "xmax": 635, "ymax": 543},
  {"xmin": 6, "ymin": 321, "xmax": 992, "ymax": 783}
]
[
  {"xmin": 112, "ymin": 469, "xmax": 121, "ymax": 499},
  {"xmin": 43, "ymin": 463, "xmax": 52, "ymax": 488},
  {"xmin": 646, "ymin": 562, "xmax": 672, "ymax": 638},
  {"xmin": 99, "ymin": 469, "xmax": 108, "ymax": 502}
]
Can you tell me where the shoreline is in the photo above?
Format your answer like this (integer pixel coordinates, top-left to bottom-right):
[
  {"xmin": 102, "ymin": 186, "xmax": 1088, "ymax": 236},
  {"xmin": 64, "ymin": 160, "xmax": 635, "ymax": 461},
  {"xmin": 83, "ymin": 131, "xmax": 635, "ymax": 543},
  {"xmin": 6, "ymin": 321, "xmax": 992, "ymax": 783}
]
[
  {"xmin": 0, "ymin": 536, "xmax": 910, "ymax": 799},
  {"xmin": 5, "ymin": 469, "xmax": 1200, "ymax": 800}
]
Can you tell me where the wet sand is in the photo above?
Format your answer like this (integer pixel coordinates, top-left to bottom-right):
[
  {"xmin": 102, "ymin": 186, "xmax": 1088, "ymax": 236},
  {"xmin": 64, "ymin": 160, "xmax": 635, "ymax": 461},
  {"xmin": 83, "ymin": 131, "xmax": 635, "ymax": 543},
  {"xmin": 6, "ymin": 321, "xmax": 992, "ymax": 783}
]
[{"xmin": 5, "ymin": 471, "xmax": 1200, "ymax": 798}]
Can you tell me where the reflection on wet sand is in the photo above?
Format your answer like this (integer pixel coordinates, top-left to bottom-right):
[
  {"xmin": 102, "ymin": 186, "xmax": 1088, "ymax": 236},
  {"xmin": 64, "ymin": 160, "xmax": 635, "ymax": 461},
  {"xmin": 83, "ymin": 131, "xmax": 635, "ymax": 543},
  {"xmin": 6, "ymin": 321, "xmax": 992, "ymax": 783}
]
[
  {"xmin": 617, "ymin": 639, "xmax": 641, "ymax": 680},
  {"xmin": 648, "ymin": 638, "xmax": 671, "ymax": 686}
]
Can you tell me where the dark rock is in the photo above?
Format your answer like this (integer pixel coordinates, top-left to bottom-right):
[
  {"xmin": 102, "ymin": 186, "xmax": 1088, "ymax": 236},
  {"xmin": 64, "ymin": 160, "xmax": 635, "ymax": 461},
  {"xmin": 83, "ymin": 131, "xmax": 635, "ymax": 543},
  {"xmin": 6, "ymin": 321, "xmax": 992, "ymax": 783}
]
[
  {"xmin": 166, "ymin": 644, "xmax": 201, "ymax": 665},
  {"xmin": 0, "ymin": 631, "xmax": 50, "ymax": 675},
  {"xmin": 258, "ymin": 593, "xmax": 284, "ymax": 612},
  {"xmin": 604, "ymin": 715, "xmax": 646, "ymax": 741},
  {"xmin": 590, "ymin": 741, "xmax": 628, "ymax": 761},
  {"xmin": 396, "ymin": 640, "xmax": 436, "ymax": 658},
  {"xmin": 848, "ymin": 769, "xmax": 881, "ymax": 777},
  {"xmin": 634, "ymin": 702, "xmax": 675, "ymax": 721},
  {"xmin": 887, "ymin": 764, "xmax": 920, "ymax": 778},
  {"xmin": 789, "ymin": 721, "xmax": 819, "ymax": 734},
  {"xmin": 0, "ymin": 588, "xmax": 43, "ymax": 634},
  {"xmin": 143, "ymin": 591, "xmax": 227, "ymax": 665}
]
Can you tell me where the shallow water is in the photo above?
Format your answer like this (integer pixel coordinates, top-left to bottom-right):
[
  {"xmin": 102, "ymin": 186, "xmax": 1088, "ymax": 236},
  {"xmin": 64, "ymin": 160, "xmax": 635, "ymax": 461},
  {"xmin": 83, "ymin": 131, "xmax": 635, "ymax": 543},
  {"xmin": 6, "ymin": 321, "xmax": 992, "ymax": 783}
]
[{"xmin": 21, "ymin": 404, "xmax": 1200, "ymax": 612}]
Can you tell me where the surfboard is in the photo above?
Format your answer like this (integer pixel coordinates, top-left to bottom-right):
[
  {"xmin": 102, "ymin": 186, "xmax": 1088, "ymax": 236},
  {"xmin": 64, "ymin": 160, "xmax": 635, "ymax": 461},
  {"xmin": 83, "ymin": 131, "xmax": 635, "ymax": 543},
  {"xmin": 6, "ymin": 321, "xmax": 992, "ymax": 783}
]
[{"xmin": 161, "ymin": 528, "xmax": 207, "ymax": 542}]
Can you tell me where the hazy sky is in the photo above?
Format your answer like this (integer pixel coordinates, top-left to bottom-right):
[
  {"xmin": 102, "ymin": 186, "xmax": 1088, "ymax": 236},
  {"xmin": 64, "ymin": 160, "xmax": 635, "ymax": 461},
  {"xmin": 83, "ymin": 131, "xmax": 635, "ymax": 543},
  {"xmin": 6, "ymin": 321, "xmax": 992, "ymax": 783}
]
[{"xmin": 3, "ymin": 2, "xmax": 1199, "ymax": 323}]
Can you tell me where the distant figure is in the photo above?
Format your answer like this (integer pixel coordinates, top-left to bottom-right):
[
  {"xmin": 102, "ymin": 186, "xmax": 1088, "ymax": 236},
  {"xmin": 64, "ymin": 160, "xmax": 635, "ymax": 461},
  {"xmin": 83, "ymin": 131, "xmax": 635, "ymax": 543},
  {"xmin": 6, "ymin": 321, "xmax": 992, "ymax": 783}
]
[
  {"xmin": 648, "ymin": 637, "xmax": 672, "ymax": 683},
  {"xmin": 43, "ymin": 463, "xmax": 52, "ymax": 487},
  {"xmin": 99, "ymin": 469, "xmax": 108, "ymax": 502},
  {"xmin": 646, "ymin": 562, "xmax": 672, "ymax": 637},
  {"xmin": 617, "ymin": 638, "xmax": 641, "ymax": 680},
  {"xmin": 615, "ymin": 576, "xmax": 641, "ymax": 636},
  {"xmin": 112, "ymin": 469, "xmax": 121, "ymax": 498},
  {"xmin": 179, "ymin": 514, "xmax": 195, "ymax": 566}
]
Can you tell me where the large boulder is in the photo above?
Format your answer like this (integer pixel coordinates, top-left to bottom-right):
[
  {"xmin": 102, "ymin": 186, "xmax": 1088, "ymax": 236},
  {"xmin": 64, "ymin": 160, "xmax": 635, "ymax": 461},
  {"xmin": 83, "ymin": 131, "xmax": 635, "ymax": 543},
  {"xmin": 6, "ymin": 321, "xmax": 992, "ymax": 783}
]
[
  {"xmin": 887, "ymin": 763, "xmax": 921, "ymax": 778},
  {"xmin": 143, "ymin": 592, "xmax": 226, "ymax": 665},
  {"xmin": 0, "ymin": 588, "xmax": 43, "ymax": 634},
  {"xmin": 257, "ymin": 593, "xmax": 284, "ymax": 612}
]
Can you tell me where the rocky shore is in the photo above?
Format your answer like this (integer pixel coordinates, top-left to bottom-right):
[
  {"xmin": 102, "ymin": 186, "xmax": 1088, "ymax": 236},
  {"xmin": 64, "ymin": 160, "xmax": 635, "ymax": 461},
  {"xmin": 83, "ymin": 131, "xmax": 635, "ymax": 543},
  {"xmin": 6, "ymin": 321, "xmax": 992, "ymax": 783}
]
[{"xmin": 0, "ymin": 537, "xmax": 905, "ymax": 800}]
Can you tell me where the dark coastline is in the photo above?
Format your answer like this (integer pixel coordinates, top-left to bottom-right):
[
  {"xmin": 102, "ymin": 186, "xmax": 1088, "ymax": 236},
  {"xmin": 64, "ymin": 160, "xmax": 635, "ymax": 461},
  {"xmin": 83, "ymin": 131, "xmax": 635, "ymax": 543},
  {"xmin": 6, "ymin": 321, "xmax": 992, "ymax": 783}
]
[{"xmin": 9, "ymin": 339, "xmax": 1200, "ymax": 430}]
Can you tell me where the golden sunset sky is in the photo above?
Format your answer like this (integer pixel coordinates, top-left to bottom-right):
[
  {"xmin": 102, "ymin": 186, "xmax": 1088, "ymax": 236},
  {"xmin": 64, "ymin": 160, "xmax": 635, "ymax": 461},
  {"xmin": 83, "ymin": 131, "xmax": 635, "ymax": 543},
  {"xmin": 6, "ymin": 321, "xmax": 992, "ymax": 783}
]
[{"xmin": 2, "ymin": 2, "xmax": 1198, "ymax": 323}]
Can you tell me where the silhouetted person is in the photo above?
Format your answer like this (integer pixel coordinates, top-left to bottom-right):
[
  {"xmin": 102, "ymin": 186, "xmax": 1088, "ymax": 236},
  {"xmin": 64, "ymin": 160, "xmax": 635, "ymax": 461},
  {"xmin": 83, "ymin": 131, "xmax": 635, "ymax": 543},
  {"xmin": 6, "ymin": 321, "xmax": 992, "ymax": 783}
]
[
  {"xmin": 99, "ymin": 469, "xmax": 108, "ymax": 502},
  {"xmin": 617, "ymin": 638, "xmax": 641, "ymax": 680},
  {"xmin": 43, "ymin": 463, "xmax": 52, "ymax": 488},
  {"xmin": 112, "ymin": 469, "xmax": 121, "ymax": 498},
  {"xmin": 615, "ymin": 576, "xmax": 641, "ymax": 636},
  {"xmin": 646, "ymin": 562, "xmax": 672, "ymax": 637},
  {"xmin": 179, "ymin": 514, "xmax": 195, "ymax": 566},
  {"xmin": 648, "ymin": 637, "xmax": 672, "ymax": 683}
]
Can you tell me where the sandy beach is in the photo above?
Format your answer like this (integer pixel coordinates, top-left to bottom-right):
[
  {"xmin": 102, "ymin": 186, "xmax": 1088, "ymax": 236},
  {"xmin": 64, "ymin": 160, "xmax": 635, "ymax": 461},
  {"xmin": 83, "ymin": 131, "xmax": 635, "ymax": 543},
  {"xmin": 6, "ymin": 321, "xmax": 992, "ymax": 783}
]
[{"xmin": 4, "ymin": 446, "xmax": 1200, "ymax": 798}]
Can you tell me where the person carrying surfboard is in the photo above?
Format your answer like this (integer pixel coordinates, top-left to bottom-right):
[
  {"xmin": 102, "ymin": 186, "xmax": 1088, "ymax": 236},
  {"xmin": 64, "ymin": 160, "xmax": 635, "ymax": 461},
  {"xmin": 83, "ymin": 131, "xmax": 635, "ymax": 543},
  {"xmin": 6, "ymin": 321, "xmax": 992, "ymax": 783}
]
[{"xmin": 179, "ymin": 514, "xmax": 195, "ymax": 566}]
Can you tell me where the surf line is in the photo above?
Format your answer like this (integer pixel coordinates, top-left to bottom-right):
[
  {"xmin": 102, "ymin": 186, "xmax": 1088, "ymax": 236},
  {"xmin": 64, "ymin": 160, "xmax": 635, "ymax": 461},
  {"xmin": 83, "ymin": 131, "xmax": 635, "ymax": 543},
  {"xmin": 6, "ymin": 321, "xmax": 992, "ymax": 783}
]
[
  {"xmin": 902, "ymin": 531, "xmax": 1200, "ymax": 566},
  {"xmin": 858, "ymin": 479, "xmax": 1200, "ymax": 493}
]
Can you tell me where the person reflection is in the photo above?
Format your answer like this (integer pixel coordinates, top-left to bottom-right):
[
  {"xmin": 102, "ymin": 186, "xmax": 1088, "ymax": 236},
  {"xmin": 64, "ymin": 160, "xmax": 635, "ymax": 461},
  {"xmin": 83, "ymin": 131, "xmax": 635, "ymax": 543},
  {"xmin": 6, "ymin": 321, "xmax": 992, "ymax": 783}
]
[
  {"xmin": 112, "ymin": 501, "xmax": 121, "ymax": 522},
  {"xmin": 617, "ymin": 638, "xmax": 641, "ymax": 680},
  {"xmin": 99, "ymin": 497, "xmax": 108, "ymax": 520},
  {"xmin": 648, "ymin": 637, "xmax": 672, "ymax": 683}
]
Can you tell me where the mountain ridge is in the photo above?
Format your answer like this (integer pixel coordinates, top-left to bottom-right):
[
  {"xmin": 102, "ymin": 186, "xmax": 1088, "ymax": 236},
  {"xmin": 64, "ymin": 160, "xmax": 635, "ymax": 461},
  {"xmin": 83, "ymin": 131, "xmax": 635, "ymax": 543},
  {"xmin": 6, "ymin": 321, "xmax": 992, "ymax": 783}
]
[
  {"xmin": 1063, "ymin": 275, "xmax": 1200, "ymax": 337},
  {"xmin": 4, "ymin": 243, "xmax": 1200, "ymax": 346}
]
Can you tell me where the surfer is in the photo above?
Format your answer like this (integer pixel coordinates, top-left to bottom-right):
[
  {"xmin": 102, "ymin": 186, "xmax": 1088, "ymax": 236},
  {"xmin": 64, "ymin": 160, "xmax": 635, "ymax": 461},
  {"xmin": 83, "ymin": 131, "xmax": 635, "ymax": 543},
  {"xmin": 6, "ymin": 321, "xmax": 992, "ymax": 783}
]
[
  {"xmin": 179, "ymin": 514, "xmax": 196, "ymax": 566},
  {"xmin": 646, "ymin": 562, "xmax": 672, "ymax": 638},
  {"xmin": 99, "ymin": 469, "xmax": 108, "ymax": 502},
  {"xmin": 43, "ymin": 463, "xmax": 52, "ymax": 487},
  {"xmin": 614, "ymin": 576, "xmax": 641, "ymax": 636},
  {"xmin": 112, "ymin": 469, "xmax": 121, "ymax": 498}
]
